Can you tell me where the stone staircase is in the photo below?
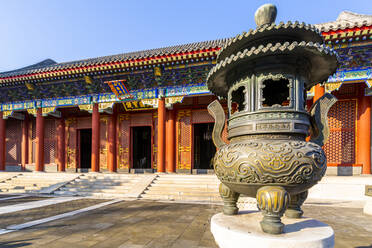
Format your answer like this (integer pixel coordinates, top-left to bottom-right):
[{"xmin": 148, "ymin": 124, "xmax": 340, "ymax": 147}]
[
  {"xmin": 0, "ymin": 173, "xmax": 78, "ymax": 194},
  {"xmin": 140, "ymin": 174, "xmax": 222, "ymax": 202},
  {"xmin": 54, "ymin": 173, "xmax": 156, "ymax": 198}
]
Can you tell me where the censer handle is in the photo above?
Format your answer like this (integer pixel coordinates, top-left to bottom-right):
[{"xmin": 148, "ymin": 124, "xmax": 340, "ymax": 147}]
[
  {"xmin": 207, "ymin": 100, "xmax": 227, "ymax": 148},
  {"xmin": 309, "ymin": 93, "xmax": 337, "ymax": 146}
]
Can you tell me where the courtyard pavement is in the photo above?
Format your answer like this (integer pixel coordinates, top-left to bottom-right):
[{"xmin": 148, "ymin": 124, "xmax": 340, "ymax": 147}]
[{"xmin": 0, "ymin": 196, "xmax": 370, "ymax": 248}]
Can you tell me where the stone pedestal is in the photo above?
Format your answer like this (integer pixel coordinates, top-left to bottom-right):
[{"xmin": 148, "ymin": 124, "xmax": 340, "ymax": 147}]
[{"xmin": 211, "ymin": 211, "xmax": 334, "ymax": 248}]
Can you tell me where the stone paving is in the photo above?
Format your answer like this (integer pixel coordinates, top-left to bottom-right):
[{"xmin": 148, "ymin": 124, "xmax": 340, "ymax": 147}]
[
  {"xmin": 0, "ymin": 196, "xmax": 50, "ymax": 207},
  {"xmin": 0, "ymin": 198, "xmax": 371, "ymax": 247}
]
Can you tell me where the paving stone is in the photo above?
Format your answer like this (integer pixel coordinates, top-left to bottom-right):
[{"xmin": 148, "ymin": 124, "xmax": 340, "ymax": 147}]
[
  {"xmin": 0, "ymin": 196, "xmax": 51, "ymax": 207},
  {"xmin": 0, "ymin": 199, "xmax": 371, "ymax": 247},
  {"xmin": 0, "ymin": 198, "xmax": 107, "ymax": 228}
]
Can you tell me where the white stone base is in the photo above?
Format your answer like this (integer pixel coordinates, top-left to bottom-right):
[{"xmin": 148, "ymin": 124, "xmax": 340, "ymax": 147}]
[
  {"xmin": 364, "ymin": 197, "xmax": 372, "ymax": 216},
  {"xmin": 211, "ymin": 211, "xmax": 334, "ymax": 248}
]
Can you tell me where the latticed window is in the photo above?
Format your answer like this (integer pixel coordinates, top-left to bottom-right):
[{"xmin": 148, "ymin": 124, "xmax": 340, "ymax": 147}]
[
  {"xmin": 5, "ymin": 119, "xmax": 22, "ymax": 165},
  {"xmin": 44, "ymin": 119, "xmax": 56, "ymax": 164},
  {"xmin": 323, "ymin": 100, "xmax": 356, "ymax": 164}
]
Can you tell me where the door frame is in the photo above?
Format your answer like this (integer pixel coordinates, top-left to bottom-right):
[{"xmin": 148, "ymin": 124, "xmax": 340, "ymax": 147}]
[
  {"xmin": 77, "ymin": 128, "xmax": 92, "ymax": 171},
  {"xmin": 130, "ymin": 125, "xmax": 153, "ymax": 169}
]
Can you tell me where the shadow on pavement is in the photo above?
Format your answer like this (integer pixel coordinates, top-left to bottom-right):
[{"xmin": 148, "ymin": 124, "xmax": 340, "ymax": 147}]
[{"xmin": 0, "ymin": 239, "xmax": 36, "ymax": 248}]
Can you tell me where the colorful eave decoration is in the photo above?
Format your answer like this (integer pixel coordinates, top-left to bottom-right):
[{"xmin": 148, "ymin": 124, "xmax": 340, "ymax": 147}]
[
  {"xmin": 322, "ymin": 25, "xmax": 372, "ymax": 44},
  {"xmin": 105, "ymin": 79, "xmax": 134, "ymax": 100}
]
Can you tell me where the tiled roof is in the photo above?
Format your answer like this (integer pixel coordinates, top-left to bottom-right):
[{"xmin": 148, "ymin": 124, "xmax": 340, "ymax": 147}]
[
  {"xmin": 0, "ymin": 10, "xmax": 370, "ymax": 82},
  {"xmin": 0, "ymin": 39, "xmax": 227, "ymax": 78},
  {"xmin": 315, "ymin": 11, "xmax": 372, "ymax": 32}
]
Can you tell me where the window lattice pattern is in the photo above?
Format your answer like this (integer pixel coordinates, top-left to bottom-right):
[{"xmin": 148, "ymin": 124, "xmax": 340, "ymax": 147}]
[
  {"xmin": 130, "ymin": 113, "xmax": 152, "ymax": 126},
  {"xmin": 44, "ymin": 119, "xmax": 56, "ymax": 164},
  {"xmin": 192, "ymin": 110, "xmax": 213, "ymax": 124},
  {"xmin": 5, "ymin": 120, "xmax": 22, "ymax": 165},
  {"xmin": 118, "ymin": 115, "xmax": 130, "ymax": 169},
  {"xmin": 323, "ymin": 100, "xmax": 356, "ymax": 164},
  {"xmin": 100, "ymin": 118, "xmax": 108, "ymax": 169},
  {"xmin": 153, "ymin": 117, "xmax": 158, "ymax": 169},
  {"xmin": 31, "ymin": 119, "xmax": 36, "ymax": 163},
  {"xmin": 178, "ymin": 110, "xmax": 192, "ymax": 170}
]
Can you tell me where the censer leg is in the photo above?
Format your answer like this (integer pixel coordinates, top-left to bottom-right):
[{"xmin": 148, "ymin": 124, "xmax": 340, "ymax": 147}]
[
  {"xmin": 256, "ymin": 186, "xmax": 290, "ymax": 234},
  {"xmin": 219, "ymin": 183, "xmax": 239, "ymax": 215},
  {"xmin": 285, "ymin": 190, "xmax": 308, "ymax": 218}
]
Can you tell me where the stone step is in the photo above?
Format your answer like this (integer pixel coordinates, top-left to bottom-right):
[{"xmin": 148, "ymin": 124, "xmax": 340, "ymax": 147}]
[
  {"xmin": 144, "ymin": 187, "xmax": 218, "ymax": 193},
  {"xmin": 73, "ymin": 178, "xmax": 140, "ymax": 183},
  {"xmin": 143, "ymin": 189, "xmax": 218, "ymax": 196},
  {"xmin": 140, "ymin": 194, "xmax": 222, "ymax": 202},
  {"xmin": 63, "ymin": 184, "xmax": 132, "ymax": 190},
  {"xmin": 62, "ymin": 192, "xmax": 127, "ymax": 198},
  {"xmin": 79, "ymin": 175, "xmax": 146, "ymax": 179},
  {"xmin": 58, "ymin": 187, "xmax": 129, "ymax": 194},
  {"xmin": 54, "ymin": 191, "xmax": 77, "ymax": 196},
  {"xmin": 148, "ymin": 183, "xmax": 219, "ymax": 189},
  {"xmin": 1, "ymin": 189, "xmax": 29, "ymax": 193}
]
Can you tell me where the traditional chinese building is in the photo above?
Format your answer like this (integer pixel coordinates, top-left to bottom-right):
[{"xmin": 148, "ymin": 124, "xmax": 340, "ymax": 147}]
[{"xmin": 0, "ymin": 11, "xmax": 371, "ymax": 175}]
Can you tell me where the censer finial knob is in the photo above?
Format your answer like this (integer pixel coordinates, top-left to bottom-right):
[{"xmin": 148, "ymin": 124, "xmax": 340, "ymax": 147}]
[{"xmin": 254, "ymin": 3, "xmax": 277, "ymax": 27}]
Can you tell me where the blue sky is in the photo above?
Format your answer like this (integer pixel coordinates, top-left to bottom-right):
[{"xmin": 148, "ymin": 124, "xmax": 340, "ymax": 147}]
[{"xmin": 1, "ymin": 0, "xmax": 371, "ymax": 72}]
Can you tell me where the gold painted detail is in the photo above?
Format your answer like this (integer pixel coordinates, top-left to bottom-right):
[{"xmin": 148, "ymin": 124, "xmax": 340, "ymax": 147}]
[
  {"xmin": 178, "ymin": 146, "xmax": 191, "ymax": 152},
  {"xmin": 122, "ymin": 100, "xmax": 156, "ymax": 111},
  {"xmin": 178, "ymin": 163, "xmax": 190, "ymax": 170},
  {"xmin": 99, "ymin": 102, "xmax": 114, "ymax": 111},
  {"xmin": 42, "ymin": 107, "xmax": 56, "ymax": 115},
  {"xmin": 25, "ymin": 82, "xmax": 34, "ymax": 90},
  {"xmin": 84, "ymin": 75, "xmax": 93, "ymax": 84},
  {"xmin": 2, "ymin": 111, "xmax": 13, "ymax": 119},
  {"xmin": 27, "ymin": 109, "xmax": 37, "ymax": 116},
  {"xmin": 142, "ymin": 99, "xmax": 158, "ymax": 108},
  {"xmin": 118, "ymin": 146, "xmax": 129, "ymax": 169},
  {"xmin": 165, "ymin": 96, "xmax": 184, "ymax": 108},
  {"xmin": 100, "ymin": 116, "xmax": 109, "ymax": 124},
  {"xmin": 65, "ymin": 118, "xmax": 77, "ymax": 127},
  {"xmin": 325, "ymin": 82, "xmax": 342, "ymax": 93},
  {"xmin": 177, "ymin": 109, "xmax": 191, "ymax": 120},
  {"xmin": 78, "ymin": 104, "xmax": 93, "ymax": 112},
  {"xmin": 67, "ymin": 147, "xmax": 76, "ymax": 169},
  {"xmin": 119, "ymin": 114, "xmax": 130, "ymax": 122}
]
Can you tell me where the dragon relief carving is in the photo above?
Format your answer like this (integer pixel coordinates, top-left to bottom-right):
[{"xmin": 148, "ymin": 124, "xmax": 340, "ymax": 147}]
[{"xmin": 213, "ymin": 140, "xmax": 326, "ymax": 185}]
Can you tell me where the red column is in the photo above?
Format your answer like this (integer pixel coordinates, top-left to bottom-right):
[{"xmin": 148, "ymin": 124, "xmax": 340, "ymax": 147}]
[
  {"xmin": 357, "ymin": 89, "xmax": 371, "ymax": 174},
  {"xmin": 157, "ymin": 98, "xmax": 166, "ymax": 172},
  {"xmin": 56, "ymin": 118, "xmax": 65, "ymax": 172},
  {"xmin": 91, "ymin": 103, "xmax": 100, "ymax": 172},
  {"xmin": 166, "ymin": 109, "xmax": 176, "ymax": 173},
  {"xmin": 313, "ymin": 84, "xmax": 325, "ymax": 103},
  {"xmin": 0, "ymin": 112, "xmax": 5, "ymax": 171},
  {"xmin": 107, "ymin": 104, "xmax": 117, "ymax": 172},
  {"xmin": 35, "ymin": 108, "xmax": 44, "ymax": 172},
  {"xmin": 21, "ymin": 114, "xmax": 29, "ymax": 170}
]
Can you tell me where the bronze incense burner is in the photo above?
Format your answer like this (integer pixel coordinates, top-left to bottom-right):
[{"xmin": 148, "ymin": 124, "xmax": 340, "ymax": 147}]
[{"xmin": 207, "ymin": 4, "xmax": 339, "ymax": 234}]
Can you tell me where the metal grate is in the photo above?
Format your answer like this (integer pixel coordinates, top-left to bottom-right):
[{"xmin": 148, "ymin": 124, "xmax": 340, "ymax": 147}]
[{"xmin": 323, "ymin": 100, "xmax": 356, "ymax": 164}]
